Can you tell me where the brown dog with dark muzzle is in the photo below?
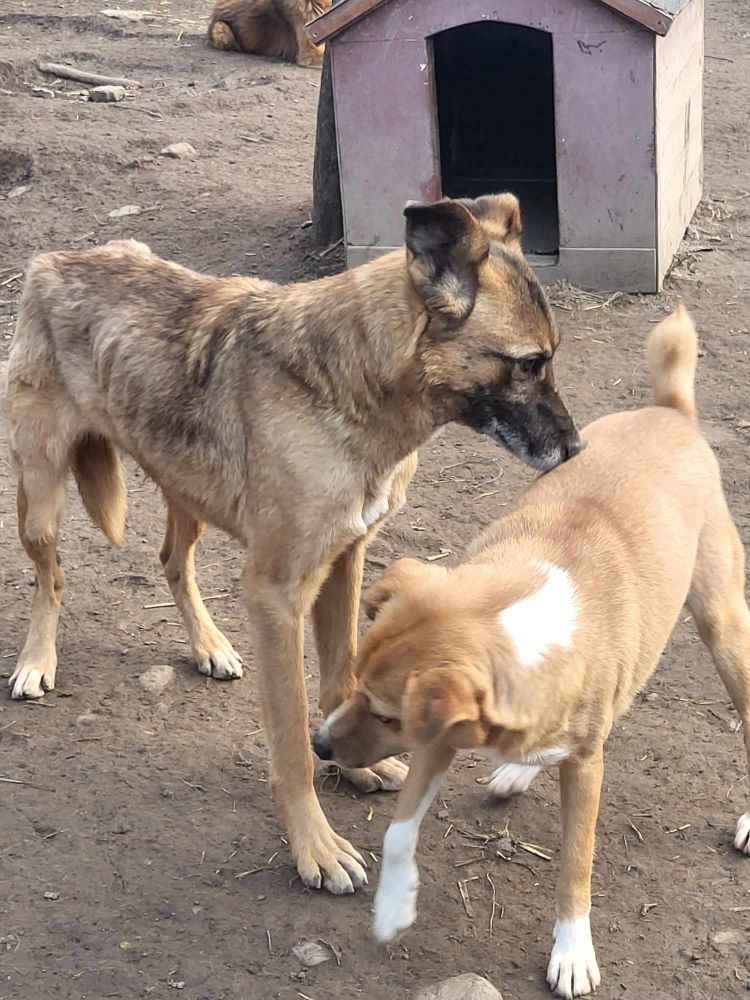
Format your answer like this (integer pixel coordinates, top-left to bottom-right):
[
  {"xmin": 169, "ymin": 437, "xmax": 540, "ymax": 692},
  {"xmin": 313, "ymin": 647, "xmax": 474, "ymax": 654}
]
[
  {"xmin": 4, "ymin": 192, "xmax": 579, "ymax": 897},
  {"xmin": 313, "ymin": 306, "xmax": 750, "ymax": 996}
]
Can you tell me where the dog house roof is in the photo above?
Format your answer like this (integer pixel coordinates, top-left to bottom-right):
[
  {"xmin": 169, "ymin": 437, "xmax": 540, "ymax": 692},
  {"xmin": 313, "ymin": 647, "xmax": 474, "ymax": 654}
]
[{"xmin": 309, "ymin": 0, "xmax": 693, "ymax": 42}]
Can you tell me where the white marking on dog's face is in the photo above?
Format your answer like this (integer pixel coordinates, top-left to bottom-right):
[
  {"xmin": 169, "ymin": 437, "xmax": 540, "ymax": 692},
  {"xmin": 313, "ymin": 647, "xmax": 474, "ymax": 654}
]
[
  {"xmin": 546, "ymin": 913, "xmax": 601, "ymax": 999},
  {"xmin": 317, "ymin": 700, "xmax": 352, "ymax": 742},
  {"xmin": 499, "ymin": 563, "xmax": 577, "ymax": 669},
  {"xmin": 373, "ymin": 776, "xmax": 441, "ymax": 943}
]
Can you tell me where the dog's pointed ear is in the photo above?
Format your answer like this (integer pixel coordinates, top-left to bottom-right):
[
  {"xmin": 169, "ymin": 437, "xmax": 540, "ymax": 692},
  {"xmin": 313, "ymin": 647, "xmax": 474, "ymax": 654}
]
[
  {"xmin": 457, "ymin": 192, "xmax": 523, "ymax": 254},
  {"xmin": 363, "ymin": 558, "xmax": 443, "ymax": 620},
  {"xmin": 403, "ymin": 666, "xmax": 505, "ymax": 750},
  {"xmin": 404, "ymin": 200, "xmax": 489, "ymax": 334}
]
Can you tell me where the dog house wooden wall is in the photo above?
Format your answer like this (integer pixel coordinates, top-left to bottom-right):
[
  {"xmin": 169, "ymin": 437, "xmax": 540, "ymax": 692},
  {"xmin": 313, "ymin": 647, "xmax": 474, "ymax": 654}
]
[{"xmin": 309, "ymin": 0, "xmax": 703, "ymax": 292}]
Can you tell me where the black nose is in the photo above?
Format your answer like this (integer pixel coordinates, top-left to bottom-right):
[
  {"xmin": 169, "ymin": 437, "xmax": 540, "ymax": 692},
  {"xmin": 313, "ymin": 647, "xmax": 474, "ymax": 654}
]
[
  {"xmin": 313, "ymin": 732, "xmax": 333, "ymax": 761},
  {"xmin": 561, "ymin": 431, "xmax": 584, "ymax": 462}
]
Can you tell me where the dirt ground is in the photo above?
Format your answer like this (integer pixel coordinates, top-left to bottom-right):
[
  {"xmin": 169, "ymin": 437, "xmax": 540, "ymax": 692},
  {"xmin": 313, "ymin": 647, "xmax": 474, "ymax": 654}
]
[{"xmin": 1, "ymin": 1, "xmax": 749, "ymax": 998}]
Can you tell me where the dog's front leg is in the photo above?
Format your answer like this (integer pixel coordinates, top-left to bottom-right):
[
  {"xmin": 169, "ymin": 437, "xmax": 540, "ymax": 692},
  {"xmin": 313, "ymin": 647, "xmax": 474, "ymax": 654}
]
[
  {"xmin": 244, "ymin": 567, "xmax": 367, "ymax": 894},
  {"xmin": 547, "ymin": 750, "xmax": 603, "ymax": 999},
  {"xmin": 289, "ymin": 1, "xmax": 324, "ymax": 67},
  {"xmin": 373, "ymin": 744, "xmax": 454, "ymax": 943},
  {"xmin": 313, "ymin": 538, "xmax": 408, "ymax": 794}
]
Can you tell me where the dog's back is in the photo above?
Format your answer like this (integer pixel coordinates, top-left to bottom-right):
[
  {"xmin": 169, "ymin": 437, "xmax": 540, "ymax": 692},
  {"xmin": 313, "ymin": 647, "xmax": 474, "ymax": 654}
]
[
  {"xmin": 470, "ymin": 306, "xmax": 731, "ymax": 713},
  {"xmin": 1, "ymin": 242, "xmax": 155, "ymax": 548},
  {"xmin": 3, "ymin": 240, "xmax": 261, "ymax": 548}
]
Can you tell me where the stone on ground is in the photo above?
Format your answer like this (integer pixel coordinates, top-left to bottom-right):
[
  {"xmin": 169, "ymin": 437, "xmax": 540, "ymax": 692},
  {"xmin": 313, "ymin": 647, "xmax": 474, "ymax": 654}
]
[{"xmin": 413, "ymin": 973, "xmax": 502, "ymax": 1000}]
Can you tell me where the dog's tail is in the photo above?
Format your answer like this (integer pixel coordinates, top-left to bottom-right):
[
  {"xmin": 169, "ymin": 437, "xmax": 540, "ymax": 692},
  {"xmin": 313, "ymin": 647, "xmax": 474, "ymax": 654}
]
[
  {"xmin": 72, "ymin": 434, "xmax": 127, "ymax": 546},
  {"xmin": 646, "ymin": 303, "xmax": 698, "ymax": 419}
]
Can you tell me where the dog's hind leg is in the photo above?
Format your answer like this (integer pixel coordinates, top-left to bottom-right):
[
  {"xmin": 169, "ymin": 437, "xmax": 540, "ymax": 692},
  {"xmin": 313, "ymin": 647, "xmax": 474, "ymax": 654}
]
[
  {"xmin": 687, "ymin": 500, "xmax": 750, "ymax": 855},
  {"xmin": 159, "ymin": 500, "xmax": 243, "ymax": 680},
  {"xmin": 207, "ymin": 18, "xmax": 241, "ymax": 50},
  {"xmin": 10, "ymin": 460, "xmax": 68, "ymax": 700},
  {"xmin": 313, "ymin": 539, "xmax": 408, "ymax": 793}
]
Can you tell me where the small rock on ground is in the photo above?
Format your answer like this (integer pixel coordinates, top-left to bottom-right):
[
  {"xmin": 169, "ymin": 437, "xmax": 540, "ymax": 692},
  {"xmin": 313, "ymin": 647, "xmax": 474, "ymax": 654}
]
[
  {"xmin": 89, "ymin": 85, "xmax": 126, "ymax": 103},
  {"xmin": 139, "ymin": 664, "xmax": 175, "ymax": 696},
  {"xmin": 75, "ymin": 711, "xmax": 100, "ymax": 728},
  {"xmin": 100, "ymin": 8, "xmax": 151, "ymax": 20},
  {"xmin": 160, "ymin": 142, "xmax": 197, "ymax": 159},
  {"xmin": 108, "ymin": 204, "xmax": 142, "ymax": 218},
  {"xmin": 32, "ymin": 87, "xmax": 55, "ymax": 99},
  {"xmin": 413, "ymin": 974, "xmax": 502, "ymax": 1000},
  {"xmin": 711, "ymin": 928, "xmax": 745, "ymax": 947},
  {"xmin": 292, "ymin": 941, "xmax": 331, "ymax": 967}
]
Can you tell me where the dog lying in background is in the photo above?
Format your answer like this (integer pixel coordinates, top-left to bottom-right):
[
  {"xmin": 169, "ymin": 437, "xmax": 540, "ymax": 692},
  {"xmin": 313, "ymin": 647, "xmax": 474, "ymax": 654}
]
[
  {"xmin": 313, "ymin": 306, "xmax": 750, "ymax": 996},
  {"xmin": 3, "ymin": 192, "xmax": 581, "ymax": 896},
  {"xmin": 207, "ymin": 0, "xmax": 330, "ymax": 68}
]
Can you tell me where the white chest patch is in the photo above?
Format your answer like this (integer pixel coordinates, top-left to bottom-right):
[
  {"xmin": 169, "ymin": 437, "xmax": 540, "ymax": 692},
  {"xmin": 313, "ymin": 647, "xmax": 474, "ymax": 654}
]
[
  {"xmin": 499, "ymin": 563, "xmax": 577, "ymax": 669},
  {"xmin": 362, "ymin": 493, "xmax": 390, "ymax": 528}
]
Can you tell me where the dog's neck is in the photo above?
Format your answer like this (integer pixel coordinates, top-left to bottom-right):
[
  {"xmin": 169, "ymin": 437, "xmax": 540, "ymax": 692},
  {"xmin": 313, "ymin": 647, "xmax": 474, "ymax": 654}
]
[{"xmin": 245, "ymin": 252, "xmax": 440, "ymax": 462}]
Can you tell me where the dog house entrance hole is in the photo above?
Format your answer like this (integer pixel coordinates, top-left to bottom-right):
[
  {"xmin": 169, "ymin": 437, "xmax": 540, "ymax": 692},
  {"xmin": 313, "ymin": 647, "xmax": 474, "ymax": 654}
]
[{"xmin": 434, "ymin": 21, "xmax": 559, "ymax": 260}]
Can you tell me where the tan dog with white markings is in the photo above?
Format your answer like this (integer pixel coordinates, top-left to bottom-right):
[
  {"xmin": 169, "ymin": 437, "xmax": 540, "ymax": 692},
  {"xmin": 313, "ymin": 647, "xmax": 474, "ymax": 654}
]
[
  {"xmin": 3, "ymin": 193, "xmax": 581, "ymax": 897},
  {"xmin": 313, "ymin": 306, "xmax": 750, "ymax": 996}
]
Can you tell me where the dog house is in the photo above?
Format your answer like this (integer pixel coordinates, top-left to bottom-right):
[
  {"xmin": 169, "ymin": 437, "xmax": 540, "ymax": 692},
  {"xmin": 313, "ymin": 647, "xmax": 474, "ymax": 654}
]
[{"xmin": 309, "ymin": 0, "xmax": 703, "ymax": 292}]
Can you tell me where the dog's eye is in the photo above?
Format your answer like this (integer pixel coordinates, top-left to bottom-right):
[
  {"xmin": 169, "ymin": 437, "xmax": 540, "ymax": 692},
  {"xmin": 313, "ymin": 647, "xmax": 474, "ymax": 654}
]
[
  {"xmin": 375, "ymin": 714, "xmax": 394, "ymax": 725},
  {"xmin": 517, "ymin": 355, "xmax": 545, "ymax": 377}
]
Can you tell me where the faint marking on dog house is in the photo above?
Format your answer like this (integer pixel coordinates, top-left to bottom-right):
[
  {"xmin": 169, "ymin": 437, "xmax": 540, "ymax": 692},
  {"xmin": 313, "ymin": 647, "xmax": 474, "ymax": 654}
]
[{"xmin": 309, "ymin": 0, "xmax": 704, "ymax": 292}]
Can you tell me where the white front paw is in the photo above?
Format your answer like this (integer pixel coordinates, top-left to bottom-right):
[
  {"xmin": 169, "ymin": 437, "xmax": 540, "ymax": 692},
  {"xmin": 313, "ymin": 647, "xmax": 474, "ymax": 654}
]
[
  {"xmin": 373, "ymin": 862, "xmax": 418, "ymax": 943},
  {"xmin": 734, "ymin": 811, "xmax": 750, "ymax": 854},
  {"xmin": 196, "ymin": 646, "xmax": 243, "ymax": 680},
  {"xmin": 546, "ymin": 916, "xmax": 601, "ymax": 998},
  {"xmin": 10, "ymin": 660, "xmax": 57, "ymax": 700}
]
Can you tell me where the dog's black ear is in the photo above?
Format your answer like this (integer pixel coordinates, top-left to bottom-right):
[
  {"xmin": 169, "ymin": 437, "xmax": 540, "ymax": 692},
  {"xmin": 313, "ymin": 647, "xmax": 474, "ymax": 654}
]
[
  {"xmin": 404, "ymin": 200, "xmax": 489, "ymax": 333},
  {"xmin": 457, "ymin": 192, "xmax": 523, "ymax": 254}
]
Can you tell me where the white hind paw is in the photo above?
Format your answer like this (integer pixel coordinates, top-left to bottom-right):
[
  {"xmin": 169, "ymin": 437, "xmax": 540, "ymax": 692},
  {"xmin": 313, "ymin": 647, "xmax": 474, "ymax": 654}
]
[
  {"xmin": 734, "ymin": 812, "xmax": 750, "ymax": 854},
  {"xmin": 487, "ymin": 762, "xmax": 541, "ymax": 798},
  {"xmin": 9, "ymin": 661, "xmax": 56, "ymax": 700}
]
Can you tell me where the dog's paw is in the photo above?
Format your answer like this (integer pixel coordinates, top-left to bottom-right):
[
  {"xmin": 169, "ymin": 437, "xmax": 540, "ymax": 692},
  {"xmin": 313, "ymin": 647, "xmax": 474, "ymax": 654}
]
[
  {"xmin": 341, "ymin": 757, "xmax": 409, "ymax": 793},
  {"xmin": 290, "ymin": 807, "xmax": 368, "ymax": 895},
  {"xmin": 546, "ymin": 917, "xmax": 601, "ymax": 999},
  {"xmin": 9, "ymin": 659, "xmax": 56, "ymax": 700},
  {"xmin": 487, "ymin": 761, "xmax": 541, "ymax": 799},
  {"xmin": 195, "ymin": 635, "xmax": 243, "ymax": 680},
  {"xmin": 373, "ymin": 861, "xmax": 418, "ymax": 943},
  {"xmin": 734, "ymin": 811, "xmax": 750, "ymax": 854},
  {"xmin": 296, "ymin": 46, "xmax": 325, "ymax": 68}
]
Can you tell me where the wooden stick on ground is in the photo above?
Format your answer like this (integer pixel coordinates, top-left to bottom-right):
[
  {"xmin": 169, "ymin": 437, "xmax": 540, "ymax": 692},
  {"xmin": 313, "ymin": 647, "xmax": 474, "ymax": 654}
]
[{"xmin": 37, "ymin": 62, "xmax": 143, "ymax": 89}]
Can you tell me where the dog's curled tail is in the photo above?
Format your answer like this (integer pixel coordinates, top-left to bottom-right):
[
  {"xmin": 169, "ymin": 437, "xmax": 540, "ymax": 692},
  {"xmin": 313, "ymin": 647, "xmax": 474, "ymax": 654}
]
[
  {"xmin": 646, "ymin": 303, "xmax": 698, "ymax": 419},
  {"xmin": 72, "ymin": 434, "xmax": 127, "ymax": 547}
]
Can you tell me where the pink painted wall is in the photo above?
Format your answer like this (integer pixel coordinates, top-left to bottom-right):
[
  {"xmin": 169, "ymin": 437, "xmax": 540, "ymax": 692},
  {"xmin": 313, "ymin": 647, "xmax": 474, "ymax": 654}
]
[{"xmin": 331, "ymin": 0, "xmax": 663, "ymax": 289}]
